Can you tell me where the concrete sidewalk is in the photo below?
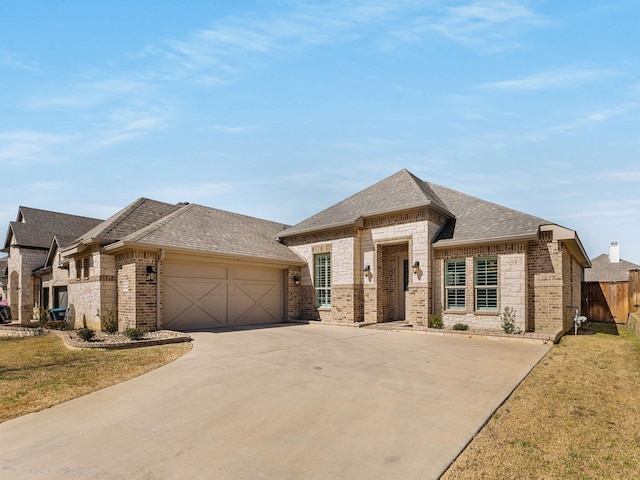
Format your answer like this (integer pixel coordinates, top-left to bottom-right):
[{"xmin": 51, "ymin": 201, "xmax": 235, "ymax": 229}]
[{"xmin": 0, "ymin": 323, "xmax": 550, "ymax": 479}]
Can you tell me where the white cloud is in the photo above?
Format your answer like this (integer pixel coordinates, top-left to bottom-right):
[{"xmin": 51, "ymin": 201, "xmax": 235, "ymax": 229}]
[
  {"xmin": 143, "ymin": 1, "xmax": 548, "ymax": 82},
  {"xmin": 211, "ymin": 124, "xmax": 262, "ymax": 134},
  {"xmin": 482, "ymin": 68, "xmax": 614, "ymax": 91},
  {"xmin": 88, "ymin": 108, "xmax": 169, "ymax": 150},
  {"xmin": 0, "ymin": 49, "xmax": 37, "ymax": 71},
  {"xmin": 599, "ymin": 169, "xmax": 640, "ymax": 183},
  {"xmin": 395, "ymin": 1, "xmax": 546, "ymax": 52},
  {"xmin": 0, "ymin": 131, "xmax": 76, "ymax": 165},
  {"xmin": 30, "ymin": 78, "xmax": 150, "ymax": 110}
]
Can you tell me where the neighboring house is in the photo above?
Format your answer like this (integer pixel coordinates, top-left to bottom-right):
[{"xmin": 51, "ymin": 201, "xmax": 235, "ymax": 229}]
[
  {"xmin": 0, "ymin": 256, "xmax": 7, "ymax": 304},
  {"xmin": 60, "ymin": 198, "xmax": 305, "ymax": 331},
  {"xmin": 582, "ymin": 242, "xmax": 640, "ymax": 323},
  {"xmin": 279, "ymin": 169, "xmax": 590, "ymax": 336},
  {"xmin": 2, "ymin": 207, "xmax": 103, "ymax": 323}
]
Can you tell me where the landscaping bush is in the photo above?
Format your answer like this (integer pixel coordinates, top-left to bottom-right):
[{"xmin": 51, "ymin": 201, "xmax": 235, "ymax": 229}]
[
  {"xmin": 124, "ymin": 327, "xmax": 147, "ymax": 341},
  {"xmin": 98, "ymin": 307, "xmax": 119, "ymax": 334},
  {"xmin": 501, "ymin": 306, "xmax": 516, "ymax": 334},
  {"xmin": 428, "ymin": 312, "xmax": 444, "ymax": 329},
  {"xmin": 77, "ymin": 328, "xmax": 95, "ymax": 342},
  {"xmin": 453, "ymin": 323, "xmax": 469, "ymax": 331}
]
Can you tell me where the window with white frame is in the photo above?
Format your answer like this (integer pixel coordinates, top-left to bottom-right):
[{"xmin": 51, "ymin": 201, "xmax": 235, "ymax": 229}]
[
  {"xmin": 475, "ymin": 257, "xmax": 498, "ymax": 311},
  {"xmin": 314, "ymin": 253, "xmax": 331, "ymax": 307},
  {"xmin": 445, "ymin": 259, "xmax": 466, "ymax": 310}
]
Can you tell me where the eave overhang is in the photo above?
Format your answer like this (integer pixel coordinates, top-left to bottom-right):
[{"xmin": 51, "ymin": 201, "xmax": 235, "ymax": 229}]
[
  {"xmin": 540, "ymin": 224, "xmax": 591, "ymax": 268},
  {"xmin": 103, "ymin": 240, "xmax": 307, "ymax": 268},
  {"xmin": 279, "ymin": 201, "xmax": 453, "ymax": 239},
  {"xmin": 433, "ymin": 232, "xmax": 538, "ymax": 249}
]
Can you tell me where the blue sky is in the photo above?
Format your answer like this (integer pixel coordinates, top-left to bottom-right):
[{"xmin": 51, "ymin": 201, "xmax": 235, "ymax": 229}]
[{"xmin": 1, "ymin": 1, "xmax": 639, "ymax": 263}]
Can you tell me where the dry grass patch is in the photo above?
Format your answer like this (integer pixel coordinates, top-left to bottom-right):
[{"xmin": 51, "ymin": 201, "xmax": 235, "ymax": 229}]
[
  {"xmin": 0, "ymin": 334, "xmax": 191, "ymax": 423},
  {"xmin": 443, "ymin": 323, "xmax": 640, "ymax": 479}
]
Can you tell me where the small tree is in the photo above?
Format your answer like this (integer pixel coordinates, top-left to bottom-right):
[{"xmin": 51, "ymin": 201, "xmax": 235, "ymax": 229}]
[{"xmin": 501, "ymin": 306, "xmax": 516, "ymax": 334}]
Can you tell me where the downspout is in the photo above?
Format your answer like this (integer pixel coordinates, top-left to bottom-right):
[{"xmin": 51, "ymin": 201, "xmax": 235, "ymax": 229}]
[{"xmin": 156, "ymin": 249, "xmax": 165, "ymax": 331}]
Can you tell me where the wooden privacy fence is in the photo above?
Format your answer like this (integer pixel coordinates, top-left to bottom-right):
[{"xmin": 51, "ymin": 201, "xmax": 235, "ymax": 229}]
[
  {"xmin": 630, "ymin": 269, "xmax": 640, "ymax": 314},
  {"xmin": 582, "ymin": 269, "xmax": 640, "ymax": 323}
]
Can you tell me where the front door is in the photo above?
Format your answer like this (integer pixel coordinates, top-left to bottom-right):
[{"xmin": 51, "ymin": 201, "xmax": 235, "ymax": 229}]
[{"xmin": 397, "ymin": 254, "xmax": 409, "ymax": 320}]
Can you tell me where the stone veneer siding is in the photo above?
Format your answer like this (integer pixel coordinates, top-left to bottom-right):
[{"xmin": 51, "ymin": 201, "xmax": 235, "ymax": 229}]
[
  {"xmin": 116, "ymin": 250, "xmax": 159, "ymax": 331},
  {"xmin": 434, "ymin": 242, "xmax": 527, "ymax": 330},
  {"xmin": 68, "ymin": 250, "xmax": 117, "ymax": 330},
  {"xmin": 284, "ymin": 208, "xmax": 446, "ymax": 326},
  {"xmin": 7, "ymin": 245, "xmax": 47, "ymax": 323}
]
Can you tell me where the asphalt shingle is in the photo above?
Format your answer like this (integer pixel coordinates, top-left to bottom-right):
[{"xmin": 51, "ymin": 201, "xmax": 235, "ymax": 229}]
[
  {"xmin": 584, "ymin": 254, "xmax": 640, "ymax": 282},
  {"xmin": 120, "ymin": 203, "xmax": 303, "ymax": 264},
  {"xmin": 280, "ymin": 169, "xmax": 552, "ymax": 244},
  {"xmin": 71, "ymin": 198, "xmax": 181, "ymax": 247},
  {"xmin": 4, "ymin": 207, "xmax": 103, "ymax": 250}
]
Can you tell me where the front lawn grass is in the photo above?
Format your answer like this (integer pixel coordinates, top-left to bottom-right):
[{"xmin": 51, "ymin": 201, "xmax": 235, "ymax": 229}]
[
  {"xmin": 443, "ymin": 322, "xmax": 640, "ymax": 479},
  {"xmin": 0, "ymin": 334, "xmax": 191, "ymax": 423}
]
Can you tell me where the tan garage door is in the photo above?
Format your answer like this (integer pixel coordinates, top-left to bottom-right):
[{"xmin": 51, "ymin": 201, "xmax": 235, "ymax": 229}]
[{"xmin": 162, "ymin": 260, "xmax": 284, "ymax": 330}]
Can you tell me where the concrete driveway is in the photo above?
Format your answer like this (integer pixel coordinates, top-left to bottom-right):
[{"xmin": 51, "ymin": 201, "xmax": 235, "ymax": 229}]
[{"xmin": 0, "ymin": 324, "xmax": 550, "ymax": 479}]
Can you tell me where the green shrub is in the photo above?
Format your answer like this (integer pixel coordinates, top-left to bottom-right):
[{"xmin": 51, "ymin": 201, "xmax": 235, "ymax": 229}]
[
  {"xmin": 453, "ymin": 323, "xmax": 469, "ymax": 331},
  {"xmin": 98, "ymin": 307, "xmax": 119, "ymax": 333},
  {"xmin": 428, "ymin": 312, "xmax": 444, "ymax": 329},
  {"xmin": 501, "ymin": 306, "xmax": 516, "ymax": 334},
  {"xmin": 124, "ymin": 327, "xmax": 147, "ymax": 341},
  {"xmin": 77, "ymin": 328, "xmax": 95, "ymax": 342}
]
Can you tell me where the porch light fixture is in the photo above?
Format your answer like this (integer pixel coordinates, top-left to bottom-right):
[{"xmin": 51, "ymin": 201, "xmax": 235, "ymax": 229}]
[
  {"xmin": 363, "ymin": 265, "xmax": 371, "ymax": 273},
  {"xmin": 412, "ymin": 261, "xmax": 420, "ymax": 274},
  {"xmin": 293, "ymin": 275, "xmax": 301, "ymax": 286},
  {"xmin": 146, "ymin": 265, "xmax": 157, "ymax": 283}
]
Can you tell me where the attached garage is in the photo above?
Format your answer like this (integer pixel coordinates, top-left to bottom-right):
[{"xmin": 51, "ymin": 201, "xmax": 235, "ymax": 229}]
[
  {"xmin": 90, "ymin": 201, "xmax": 305, "ymax": 332},
  {"xmin": 163, "ymin": 259, "xmax": 285, "ymax": 330}
]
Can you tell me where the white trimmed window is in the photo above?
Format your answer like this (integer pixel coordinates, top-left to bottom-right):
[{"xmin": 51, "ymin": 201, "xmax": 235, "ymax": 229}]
[
  {"xmin": 475, "ymin": 257, "xmax": 498, "ymax": 311},
  {"xmin": 445, "ymin": 259, "xmax": 466, "ymax": 310},
  {"xmin": 314, "ymin": 253, "xmax": 331, "ymax": 307}
]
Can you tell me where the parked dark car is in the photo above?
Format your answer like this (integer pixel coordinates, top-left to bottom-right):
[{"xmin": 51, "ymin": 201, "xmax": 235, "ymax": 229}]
[
  {"xmin": 0, "ymin": 305, "xmax": 12, "ymax": 323},
  {"xmin": 49, "ymin": 308, "xmax": 67, "ymax": 321}
]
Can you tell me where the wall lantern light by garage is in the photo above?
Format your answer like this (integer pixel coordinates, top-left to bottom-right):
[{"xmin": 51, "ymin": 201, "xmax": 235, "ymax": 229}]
[
  {"xmin": 412, "ymin": 261, "xmax": 420, "ymax": 274},
  {"xmin": 146, "ymin": 265, "xmax": 157, "ymax": 282}
]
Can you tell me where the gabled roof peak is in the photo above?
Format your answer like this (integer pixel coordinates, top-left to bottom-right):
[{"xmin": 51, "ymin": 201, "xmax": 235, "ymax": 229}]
[{"xmin": 279, "ymin": 169, "xmax": 452, "ymax": 237}]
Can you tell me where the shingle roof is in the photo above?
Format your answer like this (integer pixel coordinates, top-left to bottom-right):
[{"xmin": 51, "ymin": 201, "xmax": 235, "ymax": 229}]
[
  {"xmin": 279, "ymin": 169, "xmax": 552, "ymax": 244},
  {"xmin": 279, "ymin": 169, "xmax": 452, "ymax": 237},
  {"xmin": 114, "ymin": 203, "xmax": 303, "ymax": 264},
  {"xmin": 584, "ymin": 254, "xmax": 640, "ymax": 282},
  {"xmin": 3, "ymin": 207, "xmax": 103, "ymax": 250},
  {"xmin": 427, "ymin": 183, "xmax": 550, "ymax": 246},
  {"xmin": 0, "ymin": 256, "xmax": 7, "ymax": 278},
  {"xmin": 69, "ymin": 198, "xmax": 181, "ymax": 247}
]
